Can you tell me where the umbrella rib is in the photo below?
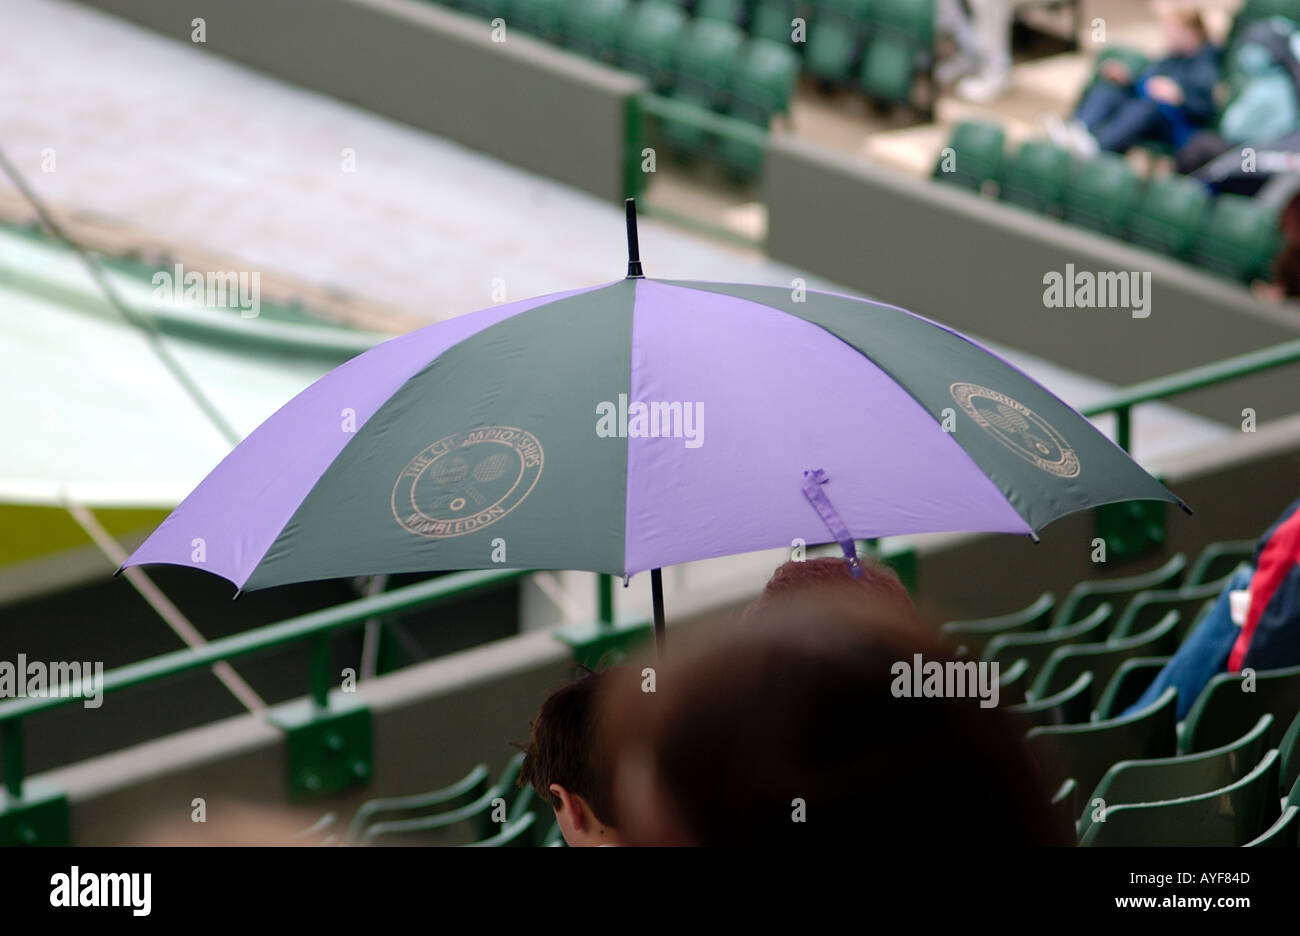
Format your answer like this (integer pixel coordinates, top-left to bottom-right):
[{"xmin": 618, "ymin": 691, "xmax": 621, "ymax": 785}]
[{"xmin": 62, "ymin": 495, "xmax": 268, "ymax": 715}]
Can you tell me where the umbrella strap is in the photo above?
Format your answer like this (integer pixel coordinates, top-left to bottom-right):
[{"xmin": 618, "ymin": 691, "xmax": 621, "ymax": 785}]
[{"xmin": 801, "ymin": 469, "xmax": 864, "ymax": 579}]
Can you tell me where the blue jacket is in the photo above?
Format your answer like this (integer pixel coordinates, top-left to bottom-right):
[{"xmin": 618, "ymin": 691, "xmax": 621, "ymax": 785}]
[{"xmin": 1139, "ymin": 42, "xmax": 1220, "ymax": 126}]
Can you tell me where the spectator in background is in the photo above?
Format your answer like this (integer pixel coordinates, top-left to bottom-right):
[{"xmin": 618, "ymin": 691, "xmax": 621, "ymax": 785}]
[
  {"xmin": 1178, "ymin": 17, "xmax": 1300, "ymax": 177},
  {"xmin": 602, "ymin": 587, "xmax": 1069, "ymax": 846},
  {"xmin": 1048, "ymin": 6, "xmax": 1218, "ymax": 158},
  {"xmin": 950, "ymin": 0, "xmax": 1015, "ymax": 103},
  {"xmin": 518, "ymin": 667, "xmax": 630, "ymax": 846},
  {"xmin": 1126, "ymin": 495, "xmax": 1300, "ymax": 719}
]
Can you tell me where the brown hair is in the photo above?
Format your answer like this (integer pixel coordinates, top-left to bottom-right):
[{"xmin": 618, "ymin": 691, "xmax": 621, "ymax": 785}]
[
  {"xmin": 748, "ymin": 555, "xmax": 915, "ymax": 620},
  {"xmin": 518, "ymin": 667, "xmax": 628, "ymax": 827},
  {"xmin": 603, "ymin": 594, "xmax": 1067, "ymax": 846}
]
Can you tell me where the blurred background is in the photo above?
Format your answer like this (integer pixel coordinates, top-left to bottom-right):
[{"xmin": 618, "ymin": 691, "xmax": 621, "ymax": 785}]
[{"xmin": 1, "ymin": 0, "xmax": 1299, "ymax": 845}]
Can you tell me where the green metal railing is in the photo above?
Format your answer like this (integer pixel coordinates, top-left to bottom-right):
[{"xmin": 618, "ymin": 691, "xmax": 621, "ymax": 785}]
[
  {"xmin": 1081, "ymin": 336, "xmax": 1300, "ymax": 452},
  {"xmin": 0, "ymin": 567, "xmax": 530, "ymax": 802}
]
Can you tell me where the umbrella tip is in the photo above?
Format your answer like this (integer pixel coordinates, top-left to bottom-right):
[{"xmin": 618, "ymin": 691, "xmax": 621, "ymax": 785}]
[
  {"xmin": 625, "ymin": 198, "xmax": 644, "ymax": 279},
  {"xmin": 1028, "ymin": 531, "xmax": 1041, "ymax": 544},
  {"xmin": 1179, "ymin": 501, "xmax": 1194, "ymax": 516}
]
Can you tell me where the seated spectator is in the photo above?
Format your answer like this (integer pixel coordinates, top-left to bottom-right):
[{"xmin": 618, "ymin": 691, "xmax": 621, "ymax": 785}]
[
  {"xmin": 601, "ymin": 585, "xmax": 1069, "ymax": 846},
  {"xmin": 1126, "ymin": 495, "xmax": 1300, "ymax": 718},
  {"xmin": 518, "ymin": 667, "xmax": 631, "ymax": 846},
  {"xmin": 1048, "ymin": 5, "xmax": 1218, "ymax": 158},
  {"xmin": 1178, "ymin": 17, "xmax": 1300, "ymax": 177}
]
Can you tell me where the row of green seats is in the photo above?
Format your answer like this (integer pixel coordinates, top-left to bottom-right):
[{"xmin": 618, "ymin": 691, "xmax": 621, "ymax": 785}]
[
  {"xmin": 620, "ymin": 0, "xmax": 934, "ymax": 107},
  {"xmin": 438, "ymin": 0, "xmax": 801, "ymax": 177},
  {"xmin": 933, "ymin": 122, "xmax": 1284, "ymax": 283},
  {"xmin": 1028, "ymin": 672, "xmax": 1300, "ymax": 845},
  {"xmin": 338, "ymin": 752, "xmax": 565, "ymax": 846},
  {"xmin": 653, "ymin": 19, "xmax": 800, "ymax": 176},
  {"xmin": 798, "ymin": 0, "xmax": 933, "ymax": 107}
]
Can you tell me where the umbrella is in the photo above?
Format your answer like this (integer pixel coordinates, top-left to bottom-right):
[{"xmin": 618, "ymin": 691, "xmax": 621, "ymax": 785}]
[{"xmin": 123, "ymin": 200, "xmax": 1188, "ymax": 648}]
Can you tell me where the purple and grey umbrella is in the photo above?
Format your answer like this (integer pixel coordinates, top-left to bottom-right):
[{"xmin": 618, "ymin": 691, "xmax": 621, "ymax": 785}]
[{"xmin": 124, "ymin": 201, "xmax": 1187, "ymax": 645}]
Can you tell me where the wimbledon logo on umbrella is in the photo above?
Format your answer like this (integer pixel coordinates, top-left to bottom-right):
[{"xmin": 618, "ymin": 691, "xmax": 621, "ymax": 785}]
[
  {"xmin": 949, "ymin": 383, "xmax": 1080, "ymax": 479},
  {"xmin": 392, "ymin": 427, "xmax": 543, "ymax": 538}
]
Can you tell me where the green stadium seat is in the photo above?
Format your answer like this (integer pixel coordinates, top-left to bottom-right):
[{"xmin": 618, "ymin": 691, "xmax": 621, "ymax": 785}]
[
  {"xmin": 563, "ymin": 0, "xmax": 631, "ymax": 63},
  {"xmin": 659, "ymin": 20, "xmax": 746, "ymax": 157},
  {"xmin": 860, "ymin": 0, "xmax": 933, "ymax": 106},
  {"xmin": 860, "ymin": 35, "xmax": 916, "ymax": 104},
  {"xmin": 543, "ymin": 819, "xmax": 567, "ymax": 846},
  {"xmin": 1093, "ymin": 656, "xmax": 1170, "ymax": 721},
  {"xmin": 694, "ymin": 0, "xmax": 748, "ymax": 25},
  {"xmin": 1280, "ymin": 709, "xmax": 1300, "ymax": 798},
  {"xmin": 1080, "ymin": 749, "xmax": 1280, "ymax": 846},
  {"xmin": 997, "ymin": 141, "xmax": 1072, "ymax": 214},
  {"xmin": 998, "ymin": 657, "xmax": 1031, "ymax": 706},
  {"xmin": 871, "ymin": 0, "xmax": 932, "ymax": 45},
  {"xmin": 750, "ymin": 0, "xmax": 798, "ymax": 45},
  {"xmin": 360, "ymin": 753, "xmax": 530, "ymax": 845},
  {"xmin": 718, "ymin": 40, "xmax": 799, "ymax": 177},
  {"xmin": 346, "ymin": 762, "xmax": 489, "ymax": 843},
  {"xmin": 1076, "ymin": 714, "xmax": 1274, "ymax": 842},
  {"xmin": 803, "ymin": 0, "xmax": 872, "ymax": 86},
  {"xmin": 1124, "ymin": 176, "xmax": 1209, "ymax": 257},
  {"xmin": 732, "ymin": 38, "xmax": 801, "ymax": 119},
  {"xmin": 510, "ymin": 0, "xmax": 567, "ymax": 42},
  {"xmin": 1189, "ymin": 194, "xmax": 1282, "ymax": 284},
  {"xmin": 1244, "ymin": 805, "xmax": 1299, "ymax": 847},
  {"xmin": 1027, "ymin": 687, "xmax": 1177, "ymax": 803},
  {"xmin": 1061, "ymin": 152, "xmax": 1141, "ymax": 236},
  {"xmin": 982, "ymin": 603, "xmax": 1112, "ymax": 682},
  {"xmin": 1053, "ymin": 553, "xmax": 1186, "ymax": 629},
  {"xmin": 464, "ymin": 811, "xmax": 537, "ymax": 846},
  {"xmin": 1109, "ymin": 577, "xmax": 1227, "ymax": 641},
  {"xmin": 942, "ymin": 591, "xmax": 1053, "ymax": 658},
  {"xmin": 1181, "ymin": 662, "xmax": 1300, "ymax": 754},
  {"xmin": 1186, "ymin": 539, "xmax": 1255, "ymax": 587},
  {"xmin": 620, "ymin": 0, "xmax": 687, "ymax": 92},
  {"xmin": 1031, "ymin": 610, "xmax": 1181, "ymax": 702},
  {"xmin": 931, "ymin": 120, "xmax": 1005, "ymax": 193},
  {"xmin": 1008, "ymin": 671, "xmax": 1094, "ymax": 727},
  {"xmin": 1050, "ymin": 778, "xmax": 1078, "ymax": 844}
]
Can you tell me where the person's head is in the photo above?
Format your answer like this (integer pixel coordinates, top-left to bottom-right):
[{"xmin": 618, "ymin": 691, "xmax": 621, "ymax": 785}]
[
  {"xmin": 1155, "ymin": 2, "xmax": 1207, "ymax": 54},
  {"xmin": 1281, "ymin": 190, "xmax": 1300, "ymax": 245},
  {"xmin": 602, "ymin": 592, "xmax": 1067, "ymax": 846},
  {"xmin": 747, "ymin": 554, "xmax": 916, "ymax": 621},
  {"xmin": 519, "ymin": 667, "xmax": 628, "ymax": 846}
]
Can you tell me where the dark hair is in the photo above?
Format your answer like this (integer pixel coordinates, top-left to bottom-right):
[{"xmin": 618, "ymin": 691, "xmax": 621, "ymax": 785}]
[
  {"xmin": 518, "ymin": 667, "xmax": 626, "ymax": 827},
  {"xmin": 604, "ymin": 594, "xmax": 1067, "ymax": 846}
]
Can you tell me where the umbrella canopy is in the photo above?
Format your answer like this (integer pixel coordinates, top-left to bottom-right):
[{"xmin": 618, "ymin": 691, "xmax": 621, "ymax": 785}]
[{"xmin": 124, "ymin": 203, "xmax": 1185, "ymax": 595}]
